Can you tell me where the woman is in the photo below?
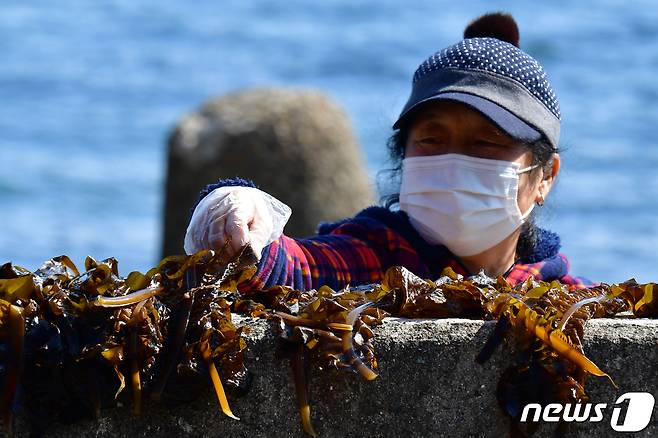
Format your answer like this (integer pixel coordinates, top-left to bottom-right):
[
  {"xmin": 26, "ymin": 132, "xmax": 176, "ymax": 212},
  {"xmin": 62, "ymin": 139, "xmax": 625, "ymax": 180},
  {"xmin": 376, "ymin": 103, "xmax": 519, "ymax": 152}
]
[{"xmin": 184, "ymin": 13, "xmax": 591, "ymax": 292}]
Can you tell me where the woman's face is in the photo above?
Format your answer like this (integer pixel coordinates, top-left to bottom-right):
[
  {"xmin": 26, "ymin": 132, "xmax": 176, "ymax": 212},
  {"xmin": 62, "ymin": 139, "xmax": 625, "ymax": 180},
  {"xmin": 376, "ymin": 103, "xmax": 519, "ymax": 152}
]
[{"xmin": 404, "ymin": 100, "xmax": 556, "ymax": 214}]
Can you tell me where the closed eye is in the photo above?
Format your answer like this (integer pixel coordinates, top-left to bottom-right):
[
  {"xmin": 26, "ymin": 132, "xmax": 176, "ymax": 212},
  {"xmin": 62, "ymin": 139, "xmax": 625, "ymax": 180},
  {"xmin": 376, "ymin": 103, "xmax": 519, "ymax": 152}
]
[
  {"xmin": 473, "ymin": 140, "xmax": 510, "ymax": 153},
  {"xmin": 415, "ymin": 137, "xmax": 449, "ymax": 154},
  {"xmin": 473, "ymin": 139, "xmax": 509, "ymax": 149}
]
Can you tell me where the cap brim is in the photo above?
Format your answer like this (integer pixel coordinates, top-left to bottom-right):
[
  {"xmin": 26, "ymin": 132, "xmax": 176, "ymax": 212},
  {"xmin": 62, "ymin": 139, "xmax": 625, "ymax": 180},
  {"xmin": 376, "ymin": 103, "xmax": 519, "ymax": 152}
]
[{"xmin": 393, "ymin": 92, "xmax": 542, "ymax": 143}]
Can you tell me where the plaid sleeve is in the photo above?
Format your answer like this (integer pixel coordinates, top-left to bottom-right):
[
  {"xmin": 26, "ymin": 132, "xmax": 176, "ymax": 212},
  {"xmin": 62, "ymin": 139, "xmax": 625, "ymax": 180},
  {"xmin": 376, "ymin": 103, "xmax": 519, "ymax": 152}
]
[
  {"xmin": 506, "ymin": 253, "xmax": 595, "ymax": 290},
  {"xmin": 237, "ymin": 216, "xmax": 427, "ymax": 293},
  {"xmin": 559, "ymin": 274, "xmax": 596, "ymax": 290}
]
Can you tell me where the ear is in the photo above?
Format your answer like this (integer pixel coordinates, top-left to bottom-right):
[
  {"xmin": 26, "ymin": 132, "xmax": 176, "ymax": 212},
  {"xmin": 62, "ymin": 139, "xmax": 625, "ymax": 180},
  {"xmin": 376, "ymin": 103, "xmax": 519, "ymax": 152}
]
[{"xmin": 536, "ymin": 153, "xmax": 560, "ymax": 204}]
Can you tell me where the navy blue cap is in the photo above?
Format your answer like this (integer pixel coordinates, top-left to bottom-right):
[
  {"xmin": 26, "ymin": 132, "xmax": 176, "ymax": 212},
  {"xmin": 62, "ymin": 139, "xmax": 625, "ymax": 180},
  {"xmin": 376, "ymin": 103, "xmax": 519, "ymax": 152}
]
[
  {"xmin": 404, "ymin": 92, "xmax": 542, "ymax": 143},
  {"xmin": 393, "ymin": 38, "xmax": 560, "ymax": 149}
]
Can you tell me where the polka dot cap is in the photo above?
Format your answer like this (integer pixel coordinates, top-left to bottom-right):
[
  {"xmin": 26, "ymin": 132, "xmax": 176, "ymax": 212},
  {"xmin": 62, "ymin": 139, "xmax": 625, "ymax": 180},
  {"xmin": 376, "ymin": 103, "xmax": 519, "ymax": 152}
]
[{"xmin": 413, "ymin": 37, "xmax": 560, "ymax": 120}]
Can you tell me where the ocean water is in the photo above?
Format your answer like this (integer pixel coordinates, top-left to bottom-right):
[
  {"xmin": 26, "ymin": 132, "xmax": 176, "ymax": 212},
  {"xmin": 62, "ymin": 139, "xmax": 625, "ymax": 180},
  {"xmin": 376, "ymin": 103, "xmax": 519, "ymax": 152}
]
[{"xmin": 1, "ymin": 0, "xmax": 657, "ymax": 283}]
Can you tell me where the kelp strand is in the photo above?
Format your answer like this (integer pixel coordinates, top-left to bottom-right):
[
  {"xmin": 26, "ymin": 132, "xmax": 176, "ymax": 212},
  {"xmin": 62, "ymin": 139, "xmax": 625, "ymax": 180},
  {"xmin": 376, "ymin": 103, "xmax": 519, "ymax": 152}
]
[
  {"xmin": 557, "ymin": 295, "xmax": 606, "ymax": 332},
  {"xmin": 129, "ymin": 332, "xmax": 142, "ymax": 416},
  {"xmin": 205, "ymin": 357, "xmax": 239, "ymax": 420},
  {"xmin": 291, "ymin": 344, "xmax": 317, "ymax": 438},
  {"xmin": 516, "ymin": 301, "xmax": 613, "ymax": 380},
  {"xmin": 1, "ymin": 304, "xmax": 25, "ymax": 436},
  {"xmin": 128, "ymin": 300, "xmax": 148, "ymax": 415},
  {"xmin": 91, "ymin": 286, "xmax": 163, "ymax": 308},
  {"xmin": 149, "ymin": 269, "xmax": 196, "ymax": 401},
  {"xmin": 272, "ymin": 311, "xmax": 328, "ymax": 330},
  {"xmin": 341, "ymin": 302, "xmax": 378, "ymax": 381}
]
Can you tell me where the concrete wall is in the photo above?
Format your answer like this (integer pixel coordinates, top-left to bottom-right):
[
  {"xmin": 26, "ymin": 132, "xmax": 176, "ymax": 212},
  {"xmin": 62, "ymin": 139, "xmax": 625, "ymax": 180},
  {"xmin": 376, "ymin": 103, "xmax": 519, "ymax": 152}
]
[{"xmin": 18, "ymin": 317, "xmax": 658, "ymax": 437}]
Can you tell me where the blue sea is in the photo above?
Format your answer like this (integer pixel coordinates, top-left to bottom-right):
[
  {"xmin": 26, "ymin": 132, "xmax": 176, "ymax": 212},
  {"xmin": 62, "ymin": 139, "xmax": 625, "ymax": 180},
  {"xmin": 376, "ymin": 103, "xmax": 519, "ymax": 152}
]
[{"xmin": 2, "ymin": 1, "xmax": 657, "ymax": 283}]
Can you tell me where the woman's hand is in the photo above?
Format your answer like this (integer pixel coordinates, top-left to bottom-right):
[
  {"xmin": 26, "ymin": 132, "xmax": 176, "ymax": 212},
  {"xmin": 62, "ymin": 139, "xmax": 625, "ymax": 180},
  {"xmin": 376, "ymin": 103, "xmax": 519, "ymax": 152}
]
[{"xmin": 184, "ymin": 186, "xmax": 292, "ymax": 260}]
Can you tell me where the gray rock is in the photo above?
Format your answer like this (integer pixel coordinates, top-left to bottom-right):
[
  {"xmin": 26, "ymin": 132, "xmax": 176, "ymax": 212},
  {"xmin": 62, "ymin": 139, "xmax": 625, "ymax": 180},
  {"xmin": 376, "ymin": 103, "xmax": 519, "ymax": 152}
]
[
  {"xmin": 162, "ymin": 88, "xmax": 374, "ymax": 257},
  {"xmin": 24, "ymin": 317, "xmax": 658, "ymax": 437}
]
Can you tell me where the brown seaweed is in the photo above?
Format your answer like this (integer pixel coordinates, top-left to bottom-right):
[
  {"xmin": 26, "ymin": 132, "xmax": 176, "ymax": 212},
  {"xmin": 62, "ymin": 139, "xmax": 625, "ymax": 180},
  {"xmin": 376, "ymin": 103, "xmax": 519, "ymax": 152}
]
[
  {"xmin": 0, "ymin": 303, "xmax": 25, "ymax": 436},
  {"xmin": 477, "ymin": 279, "xmax": 633, "ymax": 434},
  {"xmin": 148, "ymin": 270, "xmax": 195, "ymax": 401},
  {"xmin": 0, "ymin": 246, "xmax": 258, "ymax": 434},
  {"xmin": 291, "ymin": 343, "xmax": 316, "ymax": 437},
  {"xmin": 382, "ymin": 266, "xmax": 486, "ymax": 318},
  {"xmin": 1, "ymin": 248, "xmax": 657, "ymax": 437}
]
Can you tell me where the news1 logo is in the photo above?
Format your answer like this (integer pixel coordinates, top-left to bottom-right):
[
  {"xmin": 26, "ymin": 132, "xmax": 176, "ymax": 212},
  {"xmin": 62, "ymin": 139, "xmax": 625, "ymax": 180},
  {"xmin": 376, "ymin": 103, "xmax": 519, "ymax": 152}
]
[{"xmin": 520, "ymin": 392, "xmax": 655, "ymax": 432}]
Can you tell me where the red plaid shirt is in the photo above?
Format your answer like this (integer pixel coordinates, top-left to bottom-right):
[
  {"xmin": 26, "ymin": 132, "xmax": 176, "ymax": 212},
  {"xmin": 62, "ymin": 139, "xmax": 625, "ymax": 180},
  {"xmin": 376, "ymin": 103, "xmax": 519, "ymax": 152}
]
[{"xmin": 237, "ymin": 206, "xmax": 592, "ymax": 294}]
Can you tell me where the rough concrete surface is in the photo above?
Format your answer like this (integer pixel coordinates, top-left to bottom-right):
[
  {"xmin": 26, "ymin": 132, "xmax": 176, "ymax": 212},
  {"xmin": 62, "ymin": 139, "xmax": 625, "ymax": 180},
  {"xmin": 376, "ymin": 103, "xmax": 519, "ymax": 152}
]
[{"xmin": 15, "ymin": 317, "xmax": 658, "ymax": 437}]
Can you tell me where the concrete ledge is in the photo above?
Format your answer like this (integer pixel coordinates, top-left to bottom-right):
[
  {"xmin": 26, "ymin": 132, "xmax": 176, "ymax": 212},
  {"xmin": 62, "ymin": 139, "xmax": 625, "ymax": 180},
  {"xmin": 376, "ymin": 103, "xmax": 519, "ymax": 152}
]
[{"xmin": 20, "ymin": 317, "xmax": 658, "ymax": 437}]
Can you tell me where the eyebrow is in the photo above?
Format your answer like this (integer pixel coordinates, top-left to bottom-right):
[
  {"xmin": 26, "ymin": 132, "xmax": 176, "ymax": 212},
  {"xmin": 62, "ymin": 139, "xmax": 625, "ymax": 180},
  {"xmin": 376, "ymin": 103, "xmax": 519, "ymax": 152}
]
[{"xmin": 413, "ymin": 114, "xmax": 449, "ymax": 129}]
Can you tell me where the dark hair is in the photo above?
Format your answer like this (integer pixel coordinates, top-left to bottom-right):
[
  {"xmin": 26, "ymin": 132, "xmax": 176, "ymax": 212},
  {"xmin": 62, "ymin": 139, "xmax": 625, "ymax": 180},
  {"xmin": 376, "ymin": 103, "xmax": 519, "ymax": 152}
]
[{"xmin": 377, "ymin": 126, "xmax": 559, "ymax": 261}]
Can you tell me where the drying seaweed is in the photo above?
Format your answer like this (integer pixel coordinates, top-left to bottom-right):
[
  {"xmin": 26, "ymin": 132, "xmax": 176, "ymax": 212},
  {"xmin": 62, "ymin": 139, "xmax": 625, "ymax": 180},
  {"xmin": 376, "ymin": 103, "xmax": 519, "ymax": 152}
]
[
  {"xmin": 269, "ymin": 282, "xmax": 390, "ymax": 436},
  {"xmin": 477, "ymin": 278, "xmax": 646, "ymax": 436},
  {"xmin": 0, "ymin": 248, "xmax": 656, "ymax": 437},
  {"xmin": 0, "ymin": 244, "xmax": 257, "ymax": 436}
]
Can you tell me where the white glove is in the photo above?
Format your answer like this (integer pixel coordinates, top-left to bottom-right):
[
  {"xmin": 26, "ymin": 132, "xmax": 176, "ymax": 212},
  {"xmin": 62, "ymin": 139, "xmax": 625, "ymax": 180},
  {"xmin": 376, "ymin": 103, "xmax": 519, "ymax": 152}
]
[{"xmin": 184, "ymin": 186, "xmax": 292, "ymax": 260}]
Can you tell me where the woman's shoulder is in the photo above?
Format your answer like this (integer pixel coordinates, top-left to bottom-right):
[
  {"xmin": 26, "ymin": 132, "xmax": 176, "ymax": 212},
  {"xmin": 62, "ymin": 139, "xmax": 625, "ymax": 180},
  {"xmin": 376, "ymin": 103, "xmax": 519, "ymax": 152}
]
[
  {"xmin": 316, "ymin": 206, "xmax": 410, "ymax": 235},
  {"xmin": 316, "ymin": 206, "xmax": 435, "ymax": 255}
]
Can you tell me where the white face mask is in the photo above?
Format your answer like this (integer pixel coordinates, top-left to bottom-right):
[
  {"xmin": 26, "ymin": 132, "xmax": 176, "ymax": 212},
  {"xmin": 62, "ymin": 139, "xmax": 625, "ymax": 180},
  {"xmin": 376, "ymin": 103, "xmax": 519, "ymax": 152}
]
[{"xmin": 399, "ymin": 153, "xmax": 538, "ymax": 257}]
